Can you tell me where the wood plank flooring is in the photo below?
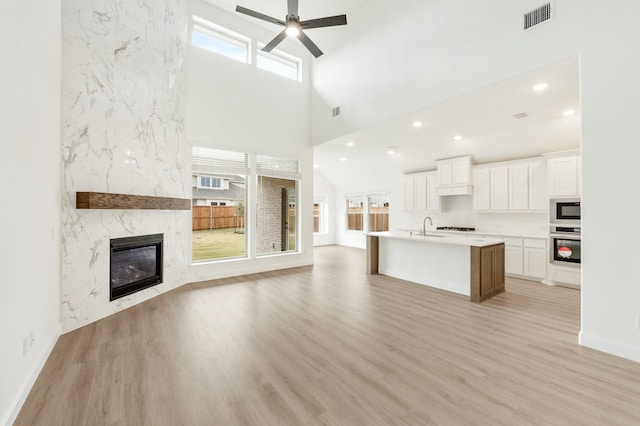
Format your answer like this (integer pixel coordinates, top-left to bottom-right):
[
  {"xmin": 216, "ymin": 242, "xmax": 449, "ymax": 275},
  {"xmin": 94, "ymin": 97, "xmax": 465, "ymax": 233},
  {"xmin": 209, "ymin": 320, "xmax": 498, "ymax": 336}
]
[{"xmin": 16, "ymin": 245, "xmax": 640, "ymax": 425}]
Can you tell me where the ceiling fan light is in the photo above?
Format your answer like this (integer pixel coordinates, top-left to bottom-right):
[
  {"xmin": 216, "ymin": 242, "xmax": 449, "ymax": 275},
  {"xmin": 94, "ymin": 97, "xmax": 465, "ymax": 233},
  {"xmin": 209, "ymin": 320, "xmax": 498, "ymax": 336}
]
[{"xmin": 285, "ymin": 24, "xmax": 300, "ymax": 37}]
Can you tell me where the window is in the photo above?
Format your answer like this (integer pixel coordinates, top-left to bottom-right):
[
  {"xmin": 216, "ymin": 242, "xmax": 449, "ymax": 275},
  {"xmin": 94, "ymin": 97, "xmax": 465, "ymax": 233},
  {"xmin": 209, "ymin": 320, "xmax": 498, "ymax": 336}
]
[
  {"xmin": 313, "ymin": 195, "xmax": 328, "ymax": 234},
  {"xmin": 192, "ymin": 148, "xmax": 304, "ymax": 262},
  {"xmin": 346, "ymin": 198, "xmax": 364, "ymax": 231},
  {"xmin": 192, "ymin": 147, "xmax": 248, "ymax": 262},
  {"xmin": 368, "ymin": 197, "xmax": 389, "ymax": 232},
  {"xmin": 257, "ymin": 44, "xmax": 301, "ymax": 81},
  {"xmin": 199, "ymin": 176, "xmax": 221, "ymax": 189},
  {"xmin": 256, "ymin": 155, "xmax": 301, "ymax": 255},
  {"xmin": 192, "ymin": 16, "xmax": 250, "ymax": 63}
]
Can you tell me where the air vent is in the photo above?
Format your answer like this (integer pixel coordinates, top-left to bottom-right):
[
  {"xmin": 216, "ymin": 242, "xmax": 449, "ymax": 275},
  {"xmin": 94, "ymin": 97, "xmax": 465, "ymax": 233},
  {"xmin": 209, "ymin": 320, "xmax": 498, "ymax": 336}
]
[
  {"xmin": 524, "ymin": 2, "xmax": 552, "ymax": 30},
  {"xmin": 332, "ymin": 106, "xmax": 341, "ymax": 117},
  {"xmin": 513, "ymin": 112, "xmax": 529, "ymax": 119}
]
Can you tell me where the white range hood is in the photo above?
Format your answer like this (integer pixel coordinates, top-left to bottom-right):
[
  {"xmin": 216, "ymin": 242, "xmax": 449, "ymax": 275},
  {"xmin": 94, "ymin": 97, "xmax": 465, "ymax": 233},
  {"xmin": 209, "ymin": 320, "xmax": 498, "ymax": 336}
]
[{"xmin": 436, "ymin": 155, "xmax": 473, "ymax": 196}]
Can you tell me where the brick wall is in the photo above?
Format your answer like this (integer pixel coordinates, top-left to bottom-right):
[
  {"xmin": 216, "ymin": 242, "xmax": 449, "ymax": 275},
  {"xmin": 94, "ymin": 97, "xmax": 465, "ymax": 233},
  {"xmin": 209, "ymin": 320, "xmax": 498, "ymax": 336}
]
[{"xmin": 257, "ymin": 176, "xmax": 295, "ymax": 254}]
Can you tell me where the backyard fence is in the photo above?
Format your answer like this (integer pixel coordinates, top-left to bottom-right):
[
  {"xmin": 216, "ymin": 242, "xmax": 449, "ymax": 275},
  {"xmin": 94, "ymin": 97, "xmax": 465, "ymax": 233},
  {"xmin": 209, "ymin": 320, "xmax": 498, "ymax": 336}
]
[
  {"xmin": 347, "ymin": 206, "xmax": 389, "ymax": 232},
  {"xmin": 192, "ymin": 206, "xmax": 245, "ymax": 231}
]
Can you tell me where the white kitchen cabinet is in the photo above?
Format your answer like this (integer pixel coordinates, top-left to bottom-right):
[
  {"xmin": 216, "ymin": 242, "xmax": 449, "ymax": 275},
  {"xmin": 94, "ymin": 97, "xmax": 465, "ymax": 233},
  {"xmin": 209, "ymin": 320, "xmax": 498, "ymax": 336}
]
[
  {"xmin": 528, "ymin": 161, "xmax": 548, "ymax": 211},
  {"xmin": 426, "ymin": 172, "xmax": 441, "ymax": 212},
  {"xmin": 473, "ymin": 158, "xmax": 547, "ymax": 213},
  {"xmin": 503, "ymin": 236, "xmax": 547, "ymax": 280},
  {"xmin": 490, "ymin": 167, "xmax": 509, "ymax": 211},
  {"xmin": 414, "ymin": 174, "xmax": 427, "ymax": 211},
  {"xmin": 404, "ymin": 172, "xmax": 441, "ymax": 212},
  {"xmin": 503, "ymin": 237, "xmax": 524, "ymax": 275},
  {"xmin": 508, "ymin": 164, "xmax": 529, "ymax": 211},
  {"xmin": 436, "ymin": 156, "xmax": 473, "ymax": 195},
  {"xmin": 472, "ymin": 169, "xmax": 491, "ymax": 211},
  {"xmin": 523, "ymin": 248, "xmax": 546, "ymax": 278},
  {"xmin": 404, "ymin": 176, "xmax": 415, "ymax": 211},
  {"xmin": 547, "ymin": 154, "xmax": 580, "ymax": 198}
]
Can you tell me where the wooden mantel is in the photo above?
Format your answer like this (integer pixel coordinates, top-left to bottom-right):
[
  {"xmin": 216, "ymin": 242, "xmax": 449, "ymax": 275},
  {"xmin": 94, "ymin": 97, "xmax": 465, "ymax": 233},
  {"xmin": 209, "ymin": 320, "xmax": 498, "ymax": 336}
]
[{"xmin": 76, "ymin": 192, "xmax": 191, "ymax": 210}]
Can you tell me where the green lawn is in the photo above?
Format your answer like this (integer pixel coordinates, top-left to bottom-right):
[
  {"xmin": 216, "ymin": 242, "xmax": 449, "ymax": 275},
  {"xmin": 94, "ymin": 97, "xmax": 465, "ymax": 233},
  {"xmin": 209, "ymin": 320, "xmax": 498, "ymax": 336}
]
[{"xmin": 192, "ymin": 228, "xmax": 245, "ymax": 261}]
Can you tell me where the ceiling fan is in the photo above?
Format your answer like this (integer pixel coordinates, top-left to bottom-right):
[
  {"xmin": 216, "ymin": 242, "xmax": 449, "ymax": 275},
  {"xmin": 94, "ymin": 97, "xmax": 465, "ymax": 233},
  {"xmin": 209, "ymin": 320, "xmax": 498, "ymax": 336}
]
[{"xmin": 236, "ymin": 0, "xmax": 347, "ymax": 58}]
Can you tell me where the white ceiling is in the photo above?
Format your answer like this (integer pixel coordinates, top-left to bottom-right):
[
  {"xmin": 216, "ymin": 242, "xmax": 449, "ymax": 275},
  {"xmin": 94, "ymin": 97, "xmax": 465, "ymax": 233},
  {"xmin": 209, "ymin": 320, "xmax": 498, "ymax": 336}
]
[
  {"xmin": 313, "ymin": 56, "xmax": 581, "ymax": 189},
  {"xmin": 201, "ymin": 1, "xmax": 581, "ymax": 191}
]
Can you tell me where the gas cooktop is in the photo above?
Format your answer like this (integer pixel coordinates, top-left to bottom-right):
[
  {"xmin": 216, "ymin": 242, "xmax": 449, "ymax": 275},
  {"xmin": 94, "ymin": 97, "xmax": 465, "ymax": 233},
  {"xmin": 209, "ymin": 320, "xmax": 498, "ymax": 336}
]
[{"xmin": 436, "ymin": 226, "xmax": 476, "ymax": 232}]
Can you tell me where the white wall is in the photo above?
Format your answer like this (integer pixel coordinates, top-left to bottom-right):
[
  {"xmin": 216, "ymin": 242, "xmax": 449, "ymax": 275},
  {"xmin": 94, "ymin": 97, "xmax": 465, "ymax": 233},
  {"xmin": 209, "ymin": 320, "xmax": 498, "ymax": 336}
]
[
  {"xmin": 185, "ymin": 1, "xmax": 314, "ymax": 283},
  {"xmin": 313, "ymin": 170, "xmax": 337, "ymax": 246},
  {"xmin": 312, "ymin": 0, "xmax": 640, "ymax": 362},
  {"xmin": 0, "ymin": 0, "xmax": 62, "ymax": 423}
]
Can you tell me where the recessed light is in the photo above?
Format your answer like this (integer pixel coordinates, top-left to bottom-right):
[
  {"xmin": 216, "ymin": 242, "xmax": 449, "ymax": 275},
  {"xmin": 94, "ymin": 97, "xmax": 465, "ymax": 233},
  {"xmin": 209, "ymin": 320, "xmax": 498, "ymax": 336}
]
[
  {"xmin": 387, "ymin": 147, "xmax": 396, "ymax": 155},
  {"xmin": 313, "ymin": 164, "xmax": 318, "ymax": 168},
  {"xmin": 413, "ymin": 121, "xmax": 423, "ymax": 128},
  {"xmin": 563, "ymin": 109, "xmax": 576, "ymax": 116},
  {"xmin": 346, "ymin": 141, "xmax": 354, "ymax": 147},
  {"xmin": 453, "ymin": 135, "xmax": 462, "ymax": 141},
  {"xmin": 340, "ymin": 157, "xmax": 347, "ymax": 162},
  {"xmin": 533, "ymin": 83, "xmax": 549, "ymax": 91}
]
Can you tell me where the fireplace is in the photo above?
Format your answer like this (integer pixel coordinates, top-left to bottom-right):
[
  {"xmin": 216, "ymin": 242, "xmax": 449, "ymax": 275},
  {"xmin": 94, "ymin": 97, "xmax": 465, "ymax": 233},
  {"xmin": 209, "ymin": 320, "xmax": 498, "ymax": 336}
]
[{"xmin": 110, "ymin": 234, "xmax": 163, "ymax": 301}]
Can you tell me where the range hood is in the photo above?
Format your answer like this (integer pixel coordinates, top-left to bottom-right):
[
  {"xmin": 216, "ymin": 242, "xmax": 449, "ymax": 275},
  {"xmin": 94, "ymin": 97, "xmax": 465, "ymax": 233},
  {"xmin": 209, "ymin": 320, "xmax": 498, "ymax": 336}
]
[{"xmin": 436, "ymin": 155, "xmax": 473, "ymax": 196}]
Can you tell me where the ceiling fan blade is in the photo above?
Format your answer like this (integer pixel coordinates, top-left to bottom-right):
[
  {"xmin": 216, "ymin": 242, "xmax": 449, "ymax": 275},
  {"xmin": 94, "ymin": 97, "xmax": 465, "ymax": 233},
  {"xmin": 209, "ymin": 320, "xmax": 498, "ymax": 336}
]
[
  {"xmin": 300, "ymin": 15, "xmax": 347, "ymax": 30},
  {"xmin": 236, "ymin": 5, "xmax": 285, "ymax": 26},
  {"xmin": 297, "ymin": 30, "xmax": 323, "ymax": 58},
  {"xmin": 287, "ymin": 0, "xmax": 299, "ymax": 17},
  {"xmin": 262, "ymin": 30, "xmax": 288, "ymax": 53}
]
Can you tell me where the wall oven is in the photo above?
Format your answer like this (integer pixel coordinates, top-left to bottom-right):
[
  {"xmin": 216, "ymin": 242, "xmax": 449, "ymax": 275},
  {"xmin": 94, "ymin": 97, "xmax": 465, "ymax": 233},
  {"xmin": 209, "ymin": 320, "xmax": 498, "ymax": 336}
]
[
  {"xmin": 550, "ymin": 226, "xmax": 581, "ymax": 265},
  {"xmin": 551, "ymin": 198, "xmax": 581, "ymax": 225}
]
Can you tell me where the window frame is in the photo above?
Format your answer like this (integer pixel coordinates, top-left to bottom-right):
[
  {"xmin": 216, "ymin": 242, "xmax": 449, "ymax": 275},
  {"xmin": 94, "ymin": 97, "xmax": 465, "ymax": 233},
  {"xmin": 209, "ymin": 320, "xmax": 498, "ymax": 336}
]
[
  {"xmin": 198, "ymin": 176, "xmax": 222, "ymax": 189},
  {"xmin": 256, "ymin": 43, "xmax": 302, "ymax": 81},
  {"xmin": 192, "ymin": 15, "xmax": 251, "ymax": 64},
  {"xmin": 346, "ymin": 197, "xmax": 364, "ymax": 232}
]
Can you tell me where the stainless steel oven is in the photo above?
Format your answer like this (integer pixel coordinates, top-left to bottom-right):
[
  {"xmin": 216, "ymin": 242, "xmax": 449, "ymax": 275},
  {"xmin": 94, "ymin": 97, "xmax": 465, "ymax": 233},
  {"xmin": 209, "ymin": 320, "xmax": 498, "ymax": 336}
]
[
  {"xmin": 551, "ymin": 198, "xmax": 581, "ymax": 225},
  {"xmin": 550, "ymin": 226, "xmax": 581, "ymax": 265}
]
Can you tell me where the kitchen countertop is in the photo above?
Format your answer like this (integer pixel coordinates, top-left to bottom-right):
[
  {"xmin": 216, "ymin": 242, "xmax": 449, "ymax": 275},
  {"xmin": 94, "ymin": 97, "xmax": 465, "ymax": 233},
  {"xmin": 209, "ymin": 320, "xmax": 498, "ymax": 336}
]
[
  {"xmin": 396, "ymin": 228, "xmax": 548, "ymax": 240},
  {"xmin": 368, "ymin": 231, "xmax": 505, "ymax": 248}
]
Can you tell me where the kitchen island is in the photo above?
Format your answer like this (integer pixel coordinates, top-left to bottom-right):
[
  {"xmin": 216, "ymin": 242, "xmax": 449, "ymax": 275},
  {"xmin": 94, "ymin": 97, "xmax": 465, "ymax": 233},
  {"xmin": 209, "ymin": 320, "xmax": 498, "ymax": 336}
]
[{"xmin": 366, "ymin": 232, "xmax": 506, "ymax": 302}]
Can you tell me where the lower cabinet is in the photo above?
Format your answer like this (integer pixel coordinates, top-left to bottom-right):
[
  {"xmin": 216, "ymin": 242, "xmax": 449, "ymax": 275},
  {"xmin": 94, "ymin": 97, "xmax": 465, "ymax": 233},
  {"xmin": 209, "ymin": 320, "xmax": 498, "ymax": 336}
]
[
  {"xmin": 503, "ymin": 237, "xmax": 546, "ymax": 280},
  {"xmin": 523, "ymin": 246, "xmax": 547, "ymax": 278},
  {"xmin": 470, "ymin": 243, "xmax": 505, "ymax": 303}
]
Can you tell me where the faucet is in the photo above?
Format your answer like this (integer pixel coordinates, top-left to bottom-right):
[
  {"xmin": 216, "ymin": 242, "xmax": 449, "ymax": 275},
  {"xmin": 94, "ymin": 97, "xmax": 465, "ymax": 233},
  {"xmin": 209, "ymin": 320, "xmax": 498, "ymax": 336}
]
[{"xmin": 422, "ymin": 216, "xmax": 433, "ymax": 235}]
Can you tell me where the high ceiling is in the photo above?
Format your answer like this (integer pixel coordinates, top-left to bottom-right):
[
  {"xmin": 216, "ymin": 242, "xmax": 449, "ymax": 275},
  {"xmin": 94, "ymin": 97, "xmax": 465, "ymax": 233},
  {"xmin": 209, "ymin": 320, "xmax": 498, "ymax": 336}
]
[
  {"xmin": 313, "ymin": 56, "xmax": 581, "ymax": 189},
  {"xmin": 201, "ymin": 1, "xmax": 581, "ymax": 191}
]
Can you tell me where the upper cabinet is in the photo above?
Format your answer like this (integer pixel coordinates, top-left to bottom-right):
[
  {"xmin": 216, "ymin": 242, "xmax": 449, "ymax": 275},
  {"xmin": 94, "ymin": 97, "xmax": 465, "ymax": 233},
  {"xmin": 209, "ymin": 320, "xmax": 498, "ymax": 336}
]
[
  {"xmin": 436, "ymin": 156, "xmax": 473, "ymax": 196},
  {"xmin": 472, "ymin": 158, "xmax": 547, "ymax": 213},
  {"xmin": 404, "ymin": 171, "xmax": 441, "ymax": 212},
  {"xmin": 545, "ymin": 151, "xmax": 581, "ymax": 198}
]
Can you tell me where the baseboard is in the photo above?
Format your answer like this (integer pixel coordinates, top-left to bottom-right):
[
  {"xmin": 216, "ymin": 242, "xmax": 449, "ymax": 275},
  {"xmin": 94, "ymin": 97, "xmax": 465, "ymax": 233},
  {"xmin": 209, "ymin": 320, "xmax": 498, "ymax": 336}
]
[
  {"xmin": 3, "ymin": 325, "xmax": 60, "ymax": 426},
  {"xmin": 579, "ymin": 331, "xmax": 640, "ymax": 363}
]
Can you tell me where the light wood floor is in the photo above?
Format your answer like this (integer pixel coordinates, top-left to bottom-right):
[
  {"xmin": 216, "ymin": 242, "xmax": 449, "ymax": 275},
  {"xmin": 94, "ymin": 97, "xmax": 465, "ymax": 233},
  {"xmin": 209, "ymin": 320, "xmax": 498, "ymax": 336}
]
[{"xmin": 16, "ymin": 246, "xmax": 640, "ymax": 425}]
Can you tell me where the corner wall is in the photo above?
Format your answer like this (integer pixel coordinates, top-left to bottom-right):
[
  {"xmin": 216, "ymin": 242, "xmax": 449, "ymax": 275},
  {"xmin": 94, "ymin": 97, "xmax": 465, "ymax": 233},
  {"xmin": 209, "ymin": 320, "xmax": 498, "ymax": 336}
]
[
  {"xmin": 0, "ymin": 0, "xmax": 62, "ymax": 422},
  {"xmin": 60, "ymin": 0, "xmax": 191, "ymax": 333}
]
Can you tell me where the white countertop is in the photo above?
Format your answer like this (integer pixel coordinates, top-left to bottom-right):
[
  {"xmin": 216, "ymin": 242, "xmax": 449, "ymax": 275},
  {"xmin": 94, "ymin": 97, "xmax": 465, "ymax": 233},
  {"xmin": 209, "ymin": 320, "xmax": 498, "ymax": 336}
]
[
  {"xmin": 369, "ymin": 231, "xmax": 505, "ymax": 248},
  {"xmin": 397, "ymin": 228, "xmax": 547, "ymax": 240}
]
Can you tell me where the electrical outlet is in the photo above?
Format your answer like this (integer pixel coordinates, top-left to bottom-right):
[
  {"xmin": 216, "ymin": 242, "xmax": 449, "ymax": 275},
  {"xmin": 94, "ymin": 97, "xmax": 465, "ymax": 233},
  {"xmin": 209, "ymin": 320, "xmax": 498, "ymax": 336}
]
[
  {"xmin": 30, "ymin": 330, "xmax": 35, "ymax": 347},
  {"xmin": 23, "ymin": 338, "xmax": 29, "ymax": 357}
]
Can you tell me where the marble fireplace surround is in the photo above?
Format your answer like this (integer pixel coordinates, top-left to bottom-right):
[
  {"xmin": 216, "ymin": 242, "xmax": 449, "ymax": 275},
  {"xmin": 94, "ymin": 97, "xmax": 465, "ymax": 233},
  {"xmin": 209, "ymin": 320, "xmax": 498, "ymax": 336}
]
[{"xmin": 61, "ymin": 0, "xmax": 191, "ymax": 333}]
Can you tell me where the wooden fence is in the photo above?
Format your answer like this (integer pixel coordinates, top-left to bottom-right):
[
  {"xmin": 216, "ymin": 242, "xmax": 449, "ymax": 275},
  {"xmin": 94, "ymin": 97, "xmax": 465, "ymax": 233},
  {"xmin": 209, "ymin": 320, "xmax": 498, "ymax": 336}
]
[
  {"xmin": 192, "ymin": 206, "xmax": 245, "ymax": 231},
  {"xmin": 347, "ymin": 207, "xmax": 389, "ymax": 231}
]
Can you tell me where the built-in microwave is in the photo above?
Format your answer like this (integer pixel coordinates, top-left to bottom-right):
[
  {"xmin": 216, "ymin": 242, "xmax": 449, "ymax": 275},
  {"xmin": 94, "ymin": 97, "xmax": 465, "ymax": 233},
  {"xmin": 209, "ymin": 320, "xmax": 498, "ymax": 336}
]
[{"xmin": 551, "ymin": 198, "xmax": 581, "ymax": 225}]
